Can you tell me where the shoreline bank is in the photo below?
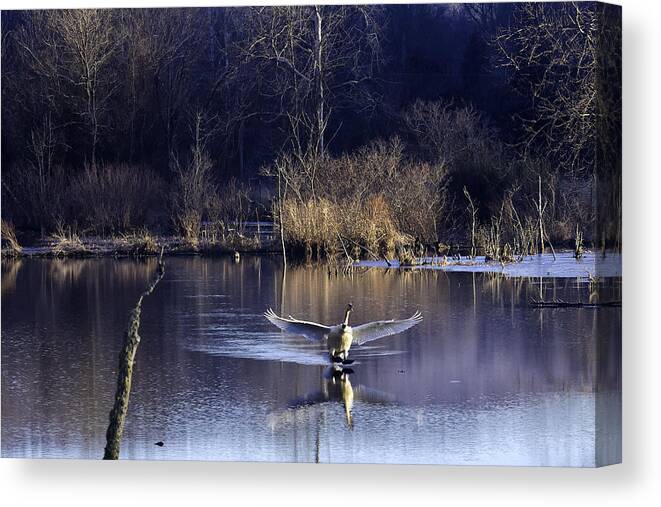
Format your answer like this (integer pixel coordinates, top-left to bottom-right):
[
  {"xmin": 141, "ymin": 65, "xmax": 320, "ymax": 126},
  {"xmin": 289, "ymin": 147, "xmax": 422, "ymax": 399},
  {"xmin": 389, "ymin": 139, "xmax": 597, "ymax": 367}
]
[{"xmin": 2, "ymin": 238, "xmax": 622, "ymax": 279}]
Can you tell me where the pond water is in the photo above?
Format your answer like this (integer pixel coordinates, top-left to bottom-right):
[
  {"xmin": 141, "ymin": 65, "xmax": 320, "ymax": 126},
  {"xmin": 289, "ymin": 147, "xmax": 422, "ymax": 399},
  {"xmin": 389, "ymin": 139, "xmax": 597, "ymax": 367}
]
[
  {"xmin": 1, "ymin": 255, "xmax": 621, "ymax": 465},
  {"xmin": 357, "ymin": 251, "xmax": 622, "ymax": 278}
]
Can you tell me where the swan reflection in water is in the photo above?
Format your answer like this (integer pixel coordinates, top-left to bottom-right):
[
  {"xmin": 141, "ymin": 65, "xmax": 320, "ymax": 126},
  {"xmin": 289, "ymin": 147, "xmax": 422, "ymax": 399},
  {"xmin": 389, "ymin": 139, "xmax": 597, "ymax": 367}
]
[{"xmin": 267, "ymin": 367, "xmax": 396, "ymax": 431}]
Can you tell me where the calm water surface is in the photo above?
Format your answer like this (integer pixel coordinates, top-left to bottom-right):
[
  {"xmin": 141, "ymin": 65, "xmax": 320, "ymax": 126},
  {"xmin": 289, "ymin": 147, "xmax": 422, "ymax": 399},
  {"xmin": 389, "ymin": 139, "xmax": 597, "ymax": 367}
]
[{"xmin": 1, "ymin": 255, "xmax": 621, "ymax": 465}]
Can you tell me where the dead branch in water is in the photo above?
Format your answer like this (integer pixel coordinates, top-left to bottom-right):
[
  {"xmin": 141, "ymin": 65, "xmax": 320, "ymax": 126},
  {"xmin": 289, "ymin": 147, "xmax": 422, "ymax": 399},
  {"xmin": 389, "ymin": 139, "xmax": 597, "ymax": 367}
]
[
  {"xmin": 529, "ymin": 298, "xmax": 620, "ymax": 308},
  {"xmin": 103, "ymin": 247, "xmax": 165, "ymax": 460}
]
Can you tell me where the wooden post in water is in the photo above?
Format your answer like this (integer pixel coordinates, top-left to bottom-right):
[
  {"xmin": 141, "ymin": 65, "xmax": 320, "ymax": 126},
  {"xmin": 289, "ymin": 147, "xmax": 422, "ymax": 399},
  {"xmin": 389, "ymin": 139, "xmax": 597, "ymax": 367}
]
[{"xmin": 103, "ymin": 248, "xmax": 165, "ymax": 460}]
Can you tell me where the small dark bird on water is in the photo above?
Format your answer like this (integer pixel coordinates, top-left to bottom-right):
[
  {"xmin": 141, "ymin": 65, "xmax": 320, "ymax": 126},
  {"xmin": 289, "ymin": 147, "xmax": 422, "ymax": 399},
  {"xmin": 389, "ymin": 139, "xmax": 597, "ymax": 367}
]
[{"xmin": 155, "ymin": 441, "xmax": 164, "ymax": 447}]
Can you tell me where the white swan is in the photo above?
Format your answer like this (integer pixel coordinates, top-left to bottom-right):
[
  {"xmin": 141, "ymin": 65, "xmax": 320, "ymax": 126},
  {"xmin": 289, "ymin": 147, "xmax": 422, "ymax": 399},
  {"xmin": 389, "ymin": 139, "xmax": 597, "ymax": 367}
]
[{"xmin": 264, "ymin": 303, "xmax": 422, "ymax": 363}]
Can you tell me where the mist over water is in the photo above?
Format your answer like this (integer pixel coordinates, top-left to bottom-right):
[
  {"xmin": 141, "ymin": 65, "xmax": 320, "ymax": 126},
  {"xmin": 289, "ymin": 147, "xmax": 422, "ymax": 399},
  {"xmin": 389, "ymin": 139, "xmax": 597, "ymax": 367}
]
[{"xmin": 1, "ymin": 255, "xmax": 621, "ymax": 465}]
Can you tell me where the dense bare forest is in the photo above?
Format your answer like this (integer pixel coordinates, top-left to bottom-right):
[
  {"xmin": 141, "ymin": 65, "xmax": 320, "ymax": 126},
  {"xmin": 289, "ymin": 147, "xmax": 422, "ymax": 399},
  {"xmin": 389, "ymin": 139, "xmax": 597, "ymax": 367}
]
[{"xmin": 1, "ymin": 3, "xmax": 621, "ymax": 261}]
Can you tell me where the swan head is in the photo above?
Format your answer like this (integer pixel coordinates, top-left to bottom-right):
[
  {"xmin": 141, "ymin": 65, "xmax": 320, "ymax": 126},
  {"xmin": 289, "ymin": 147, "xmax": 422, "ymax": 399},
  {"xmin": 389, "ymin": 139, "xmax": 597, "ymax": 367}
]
[{"xmin": 343, "ymin": 303, "xmax": 353, "ymax": 326}]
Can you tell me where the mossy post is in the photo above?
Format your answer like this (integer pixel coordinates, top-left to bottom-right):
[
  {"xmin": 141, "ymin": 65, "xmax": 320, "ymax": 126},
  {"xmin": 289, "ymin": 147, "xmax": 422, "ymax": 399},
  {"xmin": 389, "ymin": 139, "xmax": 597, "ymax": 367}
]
[{"xmin": 103, "ymin": 247, "xmax": 165, "ymax": 460}]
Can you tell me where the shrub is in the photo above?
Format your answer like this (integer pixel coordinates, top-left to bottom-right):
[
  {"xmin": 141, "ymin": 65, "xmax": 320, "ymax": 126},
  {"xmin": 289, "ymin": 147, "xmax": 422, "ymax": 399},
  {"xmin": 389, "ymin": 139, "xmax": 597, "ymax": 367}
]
[
  {"xmin": 204, "ymin": 178, "xmax": 253, "ymax": 243},
  {"xmin": 403, "ymin": 100, "xmax": 508, "ymax": 184},
  {"xmin": 170, "ymin": 117, "xmax": 217, "ymax": 244},
  {"xmin": 1, "ymin": 219, "xmax": 22, "ymax": 256},
  {"xmin": 1, "ymin": 164, "xmax": 66, "ymax": 231},
  {"xmin": 115, "ymin": 229, "xmax": 160, "ymax": 255},
  {"xmin": 279, "ymin": 195, "xmax": 405, "ymax": 261},
  {"xmin": 69, "ymin": 164, "xmax": 165, "ymax": 235},
  {"xmin": 50, "ymin": 222, "xmax": 87, "ymax": 256},
  {"xmin": 266, "ymin": 137, "xmax": 448, "ymax": 260}
]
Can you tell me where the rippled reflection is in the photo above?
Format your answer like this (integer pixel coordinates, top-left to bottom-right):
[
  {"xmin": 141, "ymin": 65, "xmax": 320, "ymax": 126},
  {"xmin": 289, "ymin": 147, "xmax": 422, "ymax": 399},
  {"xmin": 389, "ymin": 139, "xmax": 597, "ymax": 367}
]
[
  {"xmin": 1, "ymin": 256, "xmax": 621, "ymax": 465},
  {"xmin": 268, "ymin": 367, "xmax": 396, "ymax": 433}
]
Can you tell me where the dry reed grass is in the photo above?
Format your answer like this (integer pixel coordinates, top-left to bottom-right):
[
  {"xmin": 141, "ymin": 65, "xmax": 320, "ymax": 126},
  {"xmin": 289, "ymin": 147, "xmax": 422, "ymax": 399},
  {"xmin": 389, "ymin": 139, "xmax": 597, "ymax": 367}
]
[
  {"xmin": 1, "ymin": 219, "xmax": 22, "ymax": 256},
  {"xmin": 280, "ymin": 194, "xmax": 407, "ymax": 261},
  {"xmin": 116, "ymin": 229, "xmax": 159, "ymax": 255},
  {"xmin": 51, "ymin": 223, "xmax": 87, "ymax": 256}
]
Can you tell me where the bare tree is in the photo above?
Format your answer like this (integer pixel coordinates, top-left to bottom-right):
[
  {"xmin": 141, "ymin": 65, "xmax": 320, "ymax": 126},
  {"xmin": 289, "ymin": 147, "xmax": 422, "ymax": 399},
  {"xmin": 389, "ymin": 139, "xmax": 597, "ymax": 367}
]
[
  {"xmin": 237, "ymin": 5, "xmax": 384, "ymax": 159},
  {"xmin": 46, "ymin": 10, "xmax": 118, "ymax": 167},
  {"xmin": 206, "ymin": 7, "xmax": 262, "ymax": 178},
  {"xmin": 144, "ymin": 9, "xmax": 204, "ymax": 159},
  {"xmin": 403, "ymin": 99, "xmax": 509, "ymax": 199},
  {"xmin": 463, "ymin": 3, "xmax": 499, "ymax": 34},
  {"xmin": 495, "ymin": 2, "xmax": 621, "ymax": 247},
  {"xmin": 495, "ymin": 2, "xmax": 603, "ymax": 174},
  {"xmin": 171, "ymin": 112, "xmax": 217, "ymax": 243},
  {"xmin": 13, "ymin": 13, "xmax": 68, "ymax": 175}
]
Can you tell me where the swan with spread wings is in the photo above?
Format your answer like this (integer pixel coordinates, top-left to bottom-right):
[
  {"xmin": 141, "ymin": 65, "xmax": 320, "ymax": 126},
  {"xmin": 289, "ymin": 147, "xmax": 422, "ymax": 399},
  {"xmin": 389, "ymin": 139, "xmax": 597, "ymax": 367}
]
[{"xmin": 264, "ymin": 303, "xmax": 422, "ymax": 364}]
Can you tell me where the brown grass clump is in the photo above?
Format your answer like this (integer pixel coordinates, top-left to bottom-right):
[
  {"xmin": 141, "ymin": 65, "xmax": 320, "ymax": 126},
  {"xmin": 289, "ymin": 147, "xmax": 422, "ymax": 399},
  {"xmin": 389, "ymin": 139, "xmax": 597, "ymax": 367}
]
[
  {"xmin": 352, "ymin": 195, "xmax": 401, "ymax": 257},
  {"xmin": 51, "ymin": 223, "xmax": 87, "ymax": 256},
  {"xmin": 1, "ymin": 219, "xmax": 22, "ymax": 256},
  {"xmin": 267, "ymin": 137, "xmax": 446, "ymax": 262},
  {"xmin": 116, "ymin": 229, "xmax": 159, "ymax": 255},
  {"xmin": 279, "ymin": 195, "xmax": 406, "ymax": 262},
  {"xmin": 280, "ymin": 198, "xmax": 339, "ymax": 260}
]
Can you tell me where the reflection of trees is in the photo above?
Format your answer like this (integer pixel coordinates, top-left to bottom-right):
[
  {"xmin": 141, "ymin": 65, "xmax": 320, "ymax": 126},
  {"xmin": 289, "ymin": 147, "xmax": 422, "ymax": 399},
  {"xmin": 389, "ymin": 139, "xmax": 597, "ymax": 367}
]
[
  {"xmin": 47, "ymin": 259, "xmax": 85, "ymax": 285},
  {"xmin": 44, "ymin": 257, "xmax": 157, "ymax": 288},
  {"xmin": 1, "ymin": 257, "xmax": 162, "ymax": 458}
]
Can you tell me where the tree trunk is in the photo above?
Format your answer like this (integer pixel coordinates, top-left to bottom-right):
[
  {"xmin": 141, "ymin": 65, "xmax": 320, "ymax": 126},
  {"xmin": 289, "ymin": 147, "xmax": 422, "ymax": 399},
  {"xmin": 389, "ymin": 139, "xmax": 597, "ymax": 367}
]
[
  {"xmin": 103, "ymin": 249, "xmax": 165, "ymax": 460},
  {"xmin": 277, "ymin": 171, "xmax": 287, "ymax": 271},
  {"xmin": 314, "ymin": 6, "xmax": 325, "ymax": 155},
  {"xmin": 238, "ymin": 119, "xmax": 245, "ymax": 178},
  {"xmin": 538, "ymin": 175, "xmax": 545, "ymax": 254}
]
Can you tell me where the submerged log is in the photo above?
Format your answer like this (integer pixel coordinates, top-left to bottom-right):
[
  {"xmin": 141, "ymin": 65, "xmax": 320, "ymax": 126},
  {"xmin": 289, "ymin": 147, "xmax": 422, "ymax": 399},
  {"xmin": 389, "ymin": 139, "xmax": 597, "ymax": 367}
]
[
  {"xmin": 103, "ymin": 248, "xmax": 165, "ymax": 460},
  {"xmin": 529, "ymin": 298, "xmax": 621, "ymax": 308}
]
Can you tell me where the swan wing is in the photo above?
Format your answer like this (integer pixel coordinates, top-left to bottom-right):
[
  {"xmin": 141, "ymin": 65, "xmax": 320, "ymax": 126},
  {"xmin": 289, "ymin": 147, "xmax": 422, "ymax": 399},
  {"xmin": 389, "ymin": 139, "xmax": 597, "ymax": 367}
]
[
  {"xmin": 264, "ymin": 308, "xmax": 330, "ymax": 342},
  {"xmin": 351, "ymin": 311, "xmax": 423, "ymax": 345}
]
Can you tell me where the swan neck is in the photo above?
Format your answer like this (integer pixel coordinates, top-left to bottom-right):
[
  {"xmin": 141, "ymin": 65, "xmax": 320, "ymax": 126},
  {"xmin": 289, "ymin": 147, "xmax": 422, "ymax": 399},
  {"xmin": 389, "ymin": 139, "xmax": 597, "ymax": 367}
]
[{"xmin": 343, "ymin": 306, "xmax": 352, "ymax": 325}]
